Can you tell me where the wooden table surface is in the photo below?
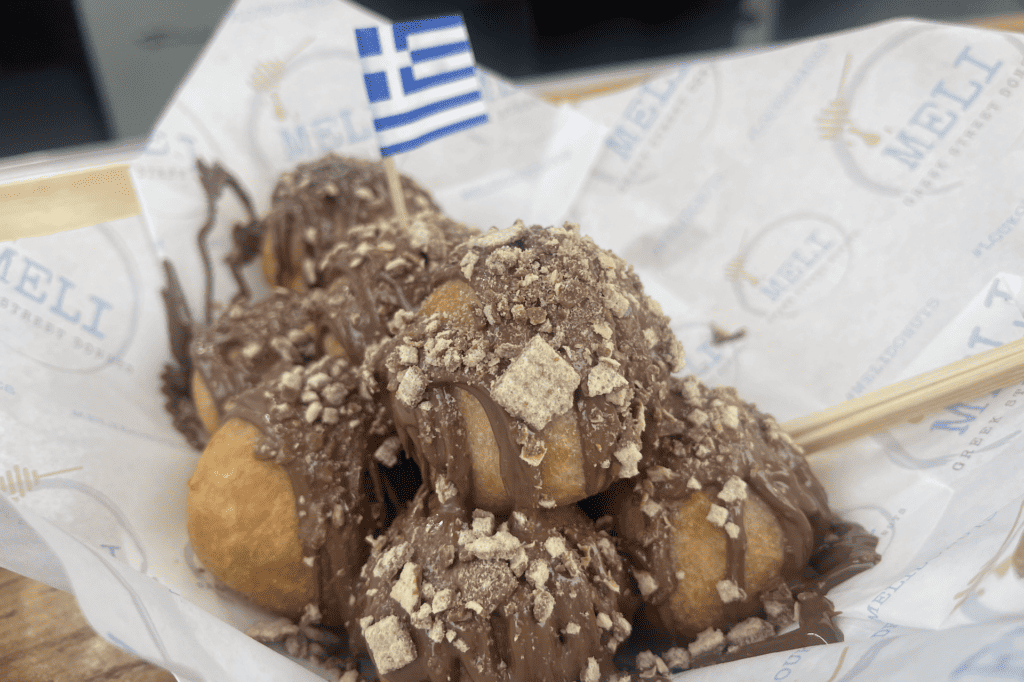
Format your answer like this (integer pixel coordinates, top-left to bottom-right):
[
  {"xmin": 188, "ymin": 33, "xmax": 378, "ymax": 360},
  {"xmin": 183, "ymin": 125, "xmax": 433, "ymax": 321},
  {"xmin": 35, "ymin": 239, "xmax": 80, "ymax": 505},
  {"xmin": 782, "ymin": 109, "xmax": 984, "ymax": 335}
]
[
  {"xmin": 4, "ymin": 12, "xmax": 1024, "ymax": 682},
  {"xmin": 0, "ymin": 567, "xmax": 175, "ymax": 682}
]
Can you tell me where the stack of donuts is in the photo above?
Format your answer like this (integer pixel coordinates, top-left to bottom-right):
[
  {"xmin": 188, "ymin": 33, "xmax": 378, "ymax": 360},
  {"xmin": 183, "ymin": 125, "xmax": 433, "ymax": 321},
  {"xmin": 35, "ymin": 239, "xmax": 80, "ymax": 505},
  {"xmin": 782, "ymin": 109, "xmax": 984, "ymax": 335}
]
[{"xmin": 174, "ymin": 154, "xmax": 878, "ymax": 682}]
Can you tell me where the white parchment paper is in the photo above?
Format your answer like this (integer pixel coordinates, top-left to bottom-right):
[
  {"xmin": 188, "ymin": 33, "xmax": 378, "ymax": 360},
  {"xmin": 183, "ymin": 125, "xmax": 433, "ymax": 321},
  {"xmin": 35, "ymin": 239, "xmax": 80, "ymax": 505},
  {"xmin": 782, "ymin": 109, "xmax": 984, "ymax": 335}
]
[{"xmin": 3, "ymin": 3, "xmax": 1024, "ymax": 681}]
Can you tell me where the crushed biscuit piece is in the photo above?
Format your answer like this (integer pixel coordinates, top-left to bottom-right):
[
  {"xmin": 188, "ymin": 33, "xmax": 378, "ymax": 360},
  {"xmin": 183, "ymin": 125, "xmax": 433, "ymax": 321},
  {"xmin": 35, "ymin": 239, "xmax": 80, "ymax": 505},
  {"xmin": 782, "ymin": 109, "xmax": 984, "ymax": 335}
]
[
  {"xmin": 688, "ymin": 627, "xmax": 726, "ymax": 658},
  {"xmin": 596, "ymin": 612, "xmax": 613, "ymax": 630},
  {"xmin": 688, "ymin": 409, "xmax": 709, "ymax": 427},
  {"xmin": 582, "ymin": 657, "xmax": 601, "ymax": 682},
  {"xmin": 526, "ymin": 559, "xmax": 550, "ymax": 589},
  {"xmin": 472, "ymin": 509, "xmax": 496, "ymax": 535},
  {"xmin": 663, "ymin": 647, "xmax": 690, "ymax": 671},
  {"xmin": 491, "ymin": 336, "xmax": 580, "ymax": 431},
  {"xmin": 647, "ymin": 465, "xmax": 678, "ymax": 483},
  {"xmin": 472, "ymin": 222, "xmax": 525, "ymax": 250},
  {"xmin": 614, "ymin": 443, "xmax": 642, "ymax": 479},
  {"xmin": 725, "ymin": 522, "xmax": 741, "ymax": 539},
  {"xmin": 390, "ymin": 562, "xmax": 421, "ymax": 614},
  {"xmin": 533, "ymin": 589, "xmax": 556, "ymax": 624},
  {"xmin": 586, "ymin": 361, "xmax": 628, "ymax": 397},
  {"xmin": 435, "ymin": 476, "xmax": 458, "ymax": 503},
  {"xmin": 565, "ymin": 622, "xmax": 581, "ymax": 636},
  {"xmin": 544, "ymin": 535, "xmax": 567, "ymax": 559},
  {"xmin": 633, "ymin": 570, "xmax": 658, "ymax": 597},
  {"xmin": 721, "ymin": 404, "xmax": 740, "ymax": 430},
  {"xmin": 431, "ymin": 588, "xmax": 453, "ymax": 614},
  {"xmin": 374, "ymin": 542, "xmax": 412, "ymax": 580},
  {"xmin": 363, "ymin": 615, "xmax": 417, "ymax": 676},
  {"xmin": 396, "ymin": 367, "xmax": 427, "ymax": 407},
  {"xmin": 706, "ymin": 504, "xmax": 728, "ymax": 527},
  {"xmin": 460, "ymin": 250, "xmax": 479, "ymax": 280},
  {"xmin": 397, "ymin": 345, "xmax": 418, "ymax": 366},
  {"xmin": 304, "ymin": 402, "xmax": 323, "ymax": 423},
  {"xmin": 726, "ymin": 617, "xmax": 775, "ymax": 647},
  {"xmin": 373, "ymin": 436, "xmax": 402, "ymax": 467},
  {"xmin": 718, "ymin": 476, "xmax": 748, "ymax": 503},
  {"xmin": 636, "ymin": 651, "xmax": 669, "ymax": 679},
  {"xmin": 246, "ymin": 618, "xmax": 300, "ymax": 642},
  {"xmin": 716, "ymin": 579, "xmax": 746, "ymax": 604}
]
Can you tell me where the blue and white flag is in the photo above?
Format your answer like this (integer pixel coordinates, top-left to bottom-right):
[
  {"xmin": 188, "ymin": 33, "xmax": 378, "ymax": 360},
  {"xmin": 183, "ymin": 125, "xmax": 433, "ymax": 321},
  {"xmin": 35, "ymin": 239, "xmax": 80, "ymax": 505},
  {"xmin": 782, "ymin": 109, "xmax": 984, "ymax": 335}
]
[{"xmin": 355, "ymin": 15, "xmax": 488, "ymax": 157}]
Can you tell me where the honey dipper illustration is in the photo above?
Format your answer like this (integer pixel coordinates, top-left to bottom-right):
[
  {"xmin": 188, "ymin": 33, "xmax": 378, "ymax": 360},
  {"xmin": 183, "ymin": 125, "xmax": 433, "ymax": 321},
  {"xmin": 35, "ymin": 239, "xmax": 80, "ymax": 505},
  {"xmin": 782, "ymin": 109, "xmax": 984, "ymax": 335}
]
[
  {"xmin": 819, "ymin": 55, "xmax": 880, "ymax": 147},
  {"xmin": 250, "ymin": 37, "xmax": 314, "ymax": 120}
]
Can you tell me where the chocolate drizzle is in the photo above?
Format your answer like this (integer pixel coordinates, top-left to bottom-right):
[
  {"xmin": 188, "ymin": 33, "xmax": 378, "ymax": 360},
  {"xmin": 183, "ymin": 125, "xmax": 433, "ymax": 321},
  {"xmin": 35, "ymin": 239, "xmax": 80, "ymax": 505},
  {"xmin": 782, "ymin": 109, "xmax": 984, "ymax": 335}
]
[
  {"xmin": 263, "ymin": 154, "xmax": 441, "ymax": 290},
  {"xmin": 383, "ymin": 222, "xmax": 685, "ymax": 511},
  {"xmin": 359, "ymin": 494, "xmax": 635, "ymax": 682},
  {"xmin": 222, "ymin": 351, "xmax": 395, "ymax": 645}
]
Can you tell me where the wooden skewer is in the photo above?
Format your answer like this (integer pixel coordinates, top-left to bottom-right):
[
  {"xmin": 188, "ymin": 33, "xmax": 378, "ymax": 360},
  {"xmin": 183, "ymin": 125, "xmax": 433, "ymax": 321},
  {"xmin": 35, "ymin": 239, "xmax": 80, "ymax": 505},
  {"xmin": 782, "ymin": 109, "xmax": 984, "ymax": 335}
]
[
  {"xmin": 783, "ymin": 337, "xmax": 1024, "ymax": 455},
  {"xmin": 381, "ymin": 156, "xmax": 409, "ymax": 229}
]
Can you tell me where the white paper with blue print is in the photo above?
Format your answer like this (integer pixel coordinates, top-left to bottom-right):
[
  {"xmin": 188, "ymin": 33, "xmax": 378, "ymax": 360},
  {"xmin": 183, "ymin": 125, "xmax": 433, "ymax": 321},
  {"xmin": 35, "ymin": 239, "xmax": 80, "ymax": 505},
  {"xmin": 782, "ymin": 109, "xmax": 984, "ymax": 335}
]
[
  {"xmin": 6, "ymin": 4, "xmax": 1024, "ymax": 682},
  {"xmin": 355, "ymin": 15, "xmax": 488, "ymax": 156}
]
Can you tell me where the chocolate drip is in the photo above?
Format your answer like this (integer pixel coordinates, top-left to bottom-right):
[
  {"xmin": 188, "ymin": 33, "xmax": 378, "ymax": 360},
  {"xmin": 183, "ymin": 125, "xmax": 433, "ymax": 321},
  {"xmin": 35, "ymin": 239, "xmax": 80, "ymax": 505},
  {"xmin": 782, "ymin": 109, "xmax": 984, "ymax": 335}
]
[
  {"xmin": 195, "ymin": 159, "xmax": 258, "ymax": 319},
  {"xmin": 159, "ymin": 260, "xmax": 205, "ymax": 449},
  {"xmin": 222, "ymin": 353, "xmax": 394, "ymax": 647}
]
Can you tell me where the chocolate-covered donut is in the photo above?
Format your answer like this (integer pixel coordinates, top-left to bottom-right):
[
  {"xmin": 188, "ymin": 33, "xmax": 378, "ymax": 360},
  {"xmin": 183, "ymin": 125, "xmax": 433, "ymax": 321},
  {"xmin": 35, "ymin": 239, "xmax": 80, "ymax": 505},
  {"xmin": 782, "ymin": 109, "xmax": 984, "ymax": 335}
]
[
  {"xmin": 188, "ymin": 350, "xmax": 394, "ymax": 644},
  {"xmin": 316, "ymin": 209, "xmax": 478, "ymax": 363},
  {"xmin": 261, "ymin": 154, "xmax": 441, "ymax": 290},
  {"xmin": 189, "ymin": 288, "xmax": 325, "ymax": 433},
  {"xmin": 358, "ymin": 493, "xmax": 635, "ymax": 682},
  {"xmin": 382, "ymin": 221, "xmax": 686, "ymax": 512},
  {"xmin": 610, "ymin": 375, "xmax": 841, "ymax": 640}
]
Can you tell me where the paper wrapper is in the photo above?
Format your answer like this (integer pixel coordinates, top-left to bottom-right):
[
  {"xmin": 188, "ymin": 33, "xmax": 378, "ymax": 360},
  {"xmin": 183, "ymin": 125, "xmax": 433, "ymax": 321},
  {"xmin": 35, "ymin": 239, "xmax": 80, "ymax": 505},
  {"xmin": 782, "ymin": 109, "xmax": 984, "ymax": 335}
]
[{"xmin": 3, "ymin": 2, "xmax": 1024, "ymax": 679}]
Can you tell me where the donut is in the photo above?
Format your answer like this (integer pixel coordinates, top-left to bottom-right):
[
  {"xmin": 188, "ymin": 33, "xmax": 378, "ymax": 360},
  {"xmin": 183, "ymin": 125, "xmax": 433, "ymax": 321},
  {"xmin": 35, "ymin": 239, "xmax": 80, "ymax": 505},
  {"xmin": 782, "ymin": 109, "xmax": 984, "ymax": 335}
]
[
  {"xmin": 610, "ymin": 375, "xmax": 835, "ymax": 640},
  {"xmin": 358, "ymin": 493, "xmax": 635, "ymax": 682},
  {"xmin": 382, "ymin": 221, "xmax": 685, "ymax": 512},
  {"xmin": 261, "ymin": 154, "xmax": 440, "ymax": 290},
  {"xmin": 187, "ymin": 351, "xmax": 394, "ymax": 640},
  {"xmin": 315, "ymin": 209, "xmax": 478, "ymax": 363},
  {"xmin": 189, "ymin": 288, "xmax": 326, "ymax": 434}
]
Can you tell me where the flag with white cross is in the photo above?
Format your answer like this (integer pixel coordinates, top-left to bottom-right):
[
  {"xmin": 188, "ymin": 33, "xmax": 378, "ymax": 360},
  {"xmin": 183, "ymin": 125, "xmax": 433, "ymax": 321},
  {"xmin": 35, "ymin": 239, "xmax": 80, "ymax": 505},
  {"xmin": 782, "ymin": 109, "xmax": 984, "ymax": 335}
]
[{"xmin": 355, "ymin": 15, "xmax": 488, "ymax": 157}]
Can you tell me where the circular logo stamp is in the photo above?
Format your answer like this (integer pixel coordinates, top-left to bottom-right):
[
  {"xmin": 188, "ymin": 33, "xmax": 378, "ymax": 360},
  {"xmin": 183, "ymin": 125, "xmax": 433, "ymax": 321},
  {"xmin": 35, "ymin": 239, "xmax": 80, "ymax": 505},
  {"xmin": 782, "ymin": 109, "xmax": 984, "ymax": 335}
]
[
  {"xmin": 247, "ymin": 45, "xmax": 379, "ymax": 179},
  {"xmin": 0, "ymin": 224, "xmax": 139, "ymax": 373},
  {"xmin": 824, "ymin": 26, "xmax": 1024, "ymax": 201},
  {"xmin": 729, "ymin": 212, "xmax": 852, "ymax": 319}
]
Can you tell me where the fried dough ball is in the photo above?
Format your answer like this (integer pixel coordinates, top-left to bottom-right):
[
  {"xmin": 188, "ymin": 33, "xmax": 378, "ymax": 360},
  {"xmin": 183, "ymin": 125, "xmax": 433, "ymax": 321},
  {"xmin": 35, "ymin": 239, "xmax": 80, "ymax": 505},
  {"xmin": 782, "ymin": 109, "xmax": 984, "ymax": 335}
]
[
  {"xmin": 187, "ymin": 353, "xmax": 393, "ymax": 639},
  {"xmin": 261, "ymin": 154, "xmax": 440, "ymax": 290},
  {"xmin": 611, "ymin": 375, "xmax": 833, "ymax": 640},
  {"xmin": 316, "ymin": 210, "xmax": 477, "ymax": 362},
  {"xmin": 382, "ymin": 221, "xmax": 685, "ymax": 512},
  {"xmin": 189, "ymin": 288, "xmax": 326, "ymax": 434},
  {"xmin": 358, "ymin": 493, "xmax": 635, "ymax": 682}
]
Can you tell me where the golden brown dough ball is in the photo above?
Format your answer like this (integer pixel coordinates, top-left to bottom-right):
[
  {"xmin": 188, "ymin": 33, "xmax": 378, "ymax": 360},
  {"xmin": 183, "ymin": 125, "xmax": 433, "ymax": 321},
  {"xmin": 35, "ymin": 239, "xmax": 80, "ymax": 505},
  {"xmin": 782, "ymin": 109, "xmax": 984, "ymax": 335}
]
[
  {"xmin": 611, "ymin": 375, "xmax": 834, "ymax": 641},
  {"xmin": 260, "ymin": 154, "xmax": 440, "ymax": 289},
  {"xmin": 382, "ymin": 221, "xmax": 685, "ymax": 513},
  {"xmin": 188, "ymin": 289, "xmax": 324, "ymax": 434},
  {"xmin": 357, "ymin": 494, "xmax": 635, "ymax": 682},
  {"xmin": 188, "ymin": 417, "xmax": 315, "ymax": 618},
  {"xmin": 187, "ymin": 353, "xmax": 395, "ymax": 642}
]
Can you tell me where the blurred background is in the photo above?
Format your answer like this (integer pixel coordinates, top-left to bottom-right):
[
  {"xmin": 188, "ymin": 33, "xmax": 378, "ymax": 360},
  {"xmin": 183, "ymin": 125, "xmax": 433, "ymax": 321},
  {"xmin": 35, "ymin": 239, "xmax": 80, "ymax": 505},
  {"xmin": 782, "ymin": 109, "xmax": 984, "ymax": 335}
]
[{"xmin": 1, "ymin": 0, "xmax": 1023, "ymax": 161}]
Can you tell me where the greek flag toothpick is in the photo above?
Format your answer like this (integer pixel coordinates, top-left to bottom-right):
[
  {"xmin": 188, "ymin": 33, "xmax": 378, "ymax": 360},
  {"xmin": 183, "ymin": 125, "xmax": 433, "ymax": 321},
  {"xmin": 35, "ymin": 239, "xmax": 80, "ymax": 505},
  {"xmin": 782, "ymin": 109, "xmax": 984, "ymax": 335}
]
[{"xmin": 355, "ymin": 15, "xmax": 488, "ymax": 157}]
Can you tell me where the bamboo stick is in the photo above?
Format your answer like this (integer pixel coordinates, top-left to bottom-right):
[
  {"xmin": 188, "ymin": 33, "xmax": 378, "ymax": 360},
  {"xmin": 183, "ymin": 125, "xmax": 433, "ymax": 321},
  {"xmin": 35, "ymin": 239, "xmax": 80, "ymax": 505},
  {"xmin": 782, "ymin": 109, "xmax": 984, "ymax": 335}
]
[{"xmin": 783, "ymin": 337, "xmax": 1024, "ymax": 455}]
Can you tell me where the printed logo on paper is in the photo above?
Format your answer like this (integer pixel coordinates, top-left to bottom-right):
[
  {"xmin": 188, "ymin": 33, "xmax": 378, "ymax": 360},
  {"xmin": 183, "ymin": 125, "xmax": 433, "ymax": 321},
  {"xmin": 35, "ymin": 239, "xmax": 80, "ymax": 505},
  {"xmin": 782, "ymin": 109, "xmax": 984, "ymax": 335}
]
[
  {"xmin": 727, "ymin": 213, "xmax": 853, "ymax": 320},
  {"xmin": 246, "ymin": 38, "xmax": 379, "ymax": 172},
  {"xmin": 818, "ymin": 26, "xmax": 1024, "ymax": 206},
  {"xmin": 0, "ymin": 225, "xmax": 139, "ymax": 373}
]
